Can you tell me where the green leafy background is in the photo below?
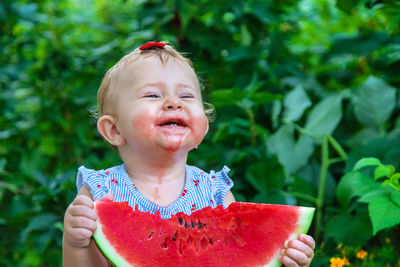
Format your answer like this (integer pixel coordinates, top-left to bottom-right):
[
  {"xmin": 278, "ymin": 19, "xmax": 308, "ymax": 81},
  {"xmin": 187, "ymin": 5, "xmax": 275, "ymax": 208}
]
[{"xmin": 1, "ymin": 0, "xmax": 399, "ymax": 266}]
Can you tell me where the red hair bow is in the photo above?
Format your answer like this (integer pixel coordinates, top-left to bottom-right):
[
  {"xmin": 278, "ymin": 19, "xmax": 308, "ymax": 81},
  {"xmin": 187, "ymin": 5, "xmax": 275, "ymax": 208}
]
[{"xmin": 139, "ymin": 42, "xmax": 166, "ymax": 50}]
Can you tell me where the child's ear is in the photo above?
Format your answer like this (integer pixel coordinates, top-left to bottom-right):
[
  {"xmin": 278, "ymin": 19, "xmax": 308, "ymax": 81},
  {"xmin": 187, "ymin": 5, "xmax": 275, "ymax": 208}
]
[{"xmin": 97, "ymin": 115, "xmax": 125, "ymax": 146}]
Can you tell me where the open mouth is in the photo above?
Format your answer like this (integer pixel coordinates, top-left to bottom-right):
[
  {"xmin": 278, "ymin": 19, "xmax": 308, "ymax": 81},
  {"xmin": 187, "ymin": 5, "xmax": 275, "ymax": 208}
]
[{"xmin": 158, "ymin": 118, "xmax": 187, "ymax": 127}]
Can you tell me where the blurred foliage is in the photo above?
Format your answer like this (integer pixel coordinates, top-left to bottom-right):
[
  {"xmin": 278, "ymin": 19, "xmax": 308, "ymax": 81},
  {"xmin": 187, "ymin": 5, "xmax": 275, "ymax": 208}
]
[{"xmin": 1, "ymin": 0, "xmax": 400, "ymax": 266}]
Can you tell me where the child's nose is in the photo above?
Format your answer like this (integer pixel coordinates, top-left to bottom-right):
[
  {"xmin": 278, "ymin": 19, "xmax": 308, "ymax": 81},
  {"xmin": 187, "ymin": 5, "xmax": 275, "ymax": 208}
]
[{"xmin": 163, "ymin": 95, "xmax": 182, "ymax": 110}]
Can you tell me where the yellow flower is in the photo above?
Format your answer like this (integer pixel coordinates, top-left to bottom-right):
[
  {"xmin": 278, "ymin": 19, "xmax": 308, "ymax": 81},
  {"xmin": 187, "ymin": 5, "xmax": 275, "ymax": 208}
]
[
  {"xmin": 330, "ymin": 257, "xmax": 350, "ymax": 267},
  {"xmin": 385, "ymin": 237, "xmax": 391, "ymax": 244},
  {"xmin": 329, "ymin": 257, "xmax": 344, "ymax": 267},
  {"xmin": 356, "ymin": 249, "xmax": 368, "ymax": 260}
]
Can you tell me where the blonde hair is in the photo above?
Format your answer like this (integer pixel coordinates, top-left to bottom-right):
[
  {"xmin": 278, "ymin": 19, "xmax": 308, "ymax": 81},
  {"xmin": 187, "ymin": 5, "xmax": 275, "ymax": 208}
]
[{"xmin": 96, "ymin": 42, "xmax": 215, "ymax": 121}]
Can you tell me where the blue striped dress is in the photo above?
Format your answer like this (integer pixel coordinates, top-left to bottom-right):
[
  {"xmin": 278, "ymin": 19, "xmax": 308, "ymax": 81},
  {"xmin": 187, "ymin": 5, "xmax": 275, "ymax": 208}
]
[{"xmin": 76, "ymin": 164, "xmax": 234, "ymax": 219}]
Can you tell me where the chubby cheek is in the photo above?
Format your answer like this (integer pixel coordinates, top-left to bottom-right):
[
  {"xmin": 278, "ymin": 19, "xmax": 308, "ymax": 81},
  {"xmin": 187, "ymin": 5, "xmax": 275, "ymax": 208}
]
[
  {"xmin": 190, "ymin": 112, "xmax": 209, "ymax": 146},
  {"xmin": 128, "ymin": 111, "xmax": 157, "ymax": 141}
]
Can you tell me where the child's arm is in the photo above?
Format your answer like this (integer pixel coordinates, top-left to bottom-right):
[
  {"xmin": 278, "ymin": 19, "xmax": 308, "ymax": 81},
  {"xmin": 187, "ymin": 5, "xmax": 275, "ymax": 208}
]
[{"xmin": 62, "ymin": 186, "xmax": 110, "ymax": 267}]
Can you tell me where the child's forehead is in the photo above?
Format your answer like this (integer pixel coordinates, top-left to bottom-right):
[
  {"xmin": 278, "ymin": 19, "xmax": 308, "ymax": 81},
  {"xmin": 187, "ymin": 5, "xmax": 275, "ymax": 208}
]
[{"xmin": 118, "ymin": 56, "xmax": 200, "ymax": 89}]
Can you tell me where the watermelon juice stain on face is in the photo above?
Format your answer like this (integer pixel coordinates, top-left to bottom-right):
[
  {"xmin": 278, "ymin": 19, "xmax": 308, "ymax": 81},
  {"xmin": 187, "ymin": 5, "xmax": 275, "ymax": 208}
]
[
  {"xmin": 166, "ymin": 135, "xmax": 184, "ymax": 153},
  {"xmin": 114, "ymin": 57, "xmax": 208, "ymax": 157}
]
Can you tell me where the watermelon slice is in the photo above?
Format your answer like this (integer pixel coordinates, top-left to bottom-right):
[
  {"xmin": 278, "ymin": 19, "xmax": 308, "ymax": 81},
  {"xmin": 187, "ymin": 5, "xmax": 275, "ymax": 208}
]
[{"xmin": 93, "ymin": 202, "xmax": 315, "ymax": 267}]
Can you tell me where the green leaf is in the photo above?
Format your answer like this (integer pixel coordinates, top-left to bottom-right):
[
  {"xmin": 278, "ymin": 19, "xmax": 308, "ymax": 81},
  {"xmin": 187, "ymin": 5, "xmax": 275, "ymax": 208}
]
[
  {"xmin": 390, "ymin": 173, "xmax": 400, "ymax": 186},
  {"xmin": 377, "ymin": 43, "xmax": 400, "ymax": 65},
  {"xmin": 291, "ymin": 176, "xmax": 317, "ymax": 203},
  {"xmin": 20, "ymin": 213, "xmax": 59, "ymax": 242},
  {"xmin": 330, "ymin": 32, "xmax": 389, "ymax": 57},
  {"xmin": 304, "ymin": 94, "xmax": 343, "ymax": 138},
  {"xmin": 271, "ymin": 100, "xmax": 282, "ymax": 129},
  {"xmin": 90, "ymin": 40, "xmax": 119, "ymax": 57},
  {"xmin": 245, "ymin": 157, "xmax": 286, "ymax": 193},
  {"xmin": 283, "ymin": 85, "xmax": 312, "ymax": 122},
  {"xmin": 367, "ymin": 195, "xmax": 400, "ymax": 235},
  {"xmin": 374, "ymin": 164, "xmax": 394, "ymax": 179},
  {"xmin": 358, "ymin": 188, "xmax": 386, "ymax": 203},
  {"xmin": 252, "ymin": 191, "xmax": 295, "ymax": 205},
  {"xmin": 391, "ymin": 191, "xmax": 400, "ymax": 206},
  {"xmin": 325, "ymin": 210, "xmax": 372, "ymax": 246},
  {"xmin": 353, "ymin": 157, "xmax": 381, "ymax": 171},
  {"xmin": 245, "ymin": 1, "xmax": 276, "ymax": 24},
  {"xmin": 210, "ymin": 88, "xmax": 246, "ymax": 107},
  {"xmin": 243, "ymin": 72, "xmax": 265, "ymax": 93},
  {"xmin": 240, "ymin": 25, "xmax": 252, "ymax": 46},
  {"xmin": 0, "ymin": 158, "xmax": 6, "ymax": 173},
  {"xmin": 249, "ymin": 91, "xmax": 283, "ymax": 104},
  {"xmin": 336, "ymin": 171, "xmax": 380, "ymax": 208},
  {"xmin": 38, "ymin": 136, "xmax": 59, "ymax": 156},
  {"xmin": 353, "ymin": 76, "xmax": 397, "ymax": 128},
  {"xmin": 177, "ymin": 0, "xmax": 198, "ymax": 30},
  {"xmin": 298, "ymin": 160, "xmax": 337, "ymax": 204},
  {"xmin": 267, "ymin": 126, "xmax": 314, "ymax": 174},
  {"xmin": 346, "ymin": 128, "xmax": 382, "ymax": 147},
  {"xmin": 0, "ymin": 181, "xmax": 18, "ymax": 194},
  {"xmin": 32, "ymin": 171, "xmax": 49, "ymax": 187},
  {"xmin": 272, "ymin": 100, "xmax": 282, "ymax": 119},
  {"xmin": 336, "ymin": 0, "xmax": 360, "ymax": 14}
]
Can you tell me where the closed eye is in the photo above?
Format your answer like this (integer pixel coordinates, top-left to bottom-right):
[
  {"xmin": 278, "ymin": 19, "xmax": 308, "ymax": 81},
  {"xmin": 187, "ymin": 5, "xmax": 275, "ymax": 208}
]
[
  {"xmin": 180, "ymin": 94, "xmax": 194, "ymax": 99},
  {"xmin": 144, "ymin": 93, "xmax": 161, "ymax": 98}
]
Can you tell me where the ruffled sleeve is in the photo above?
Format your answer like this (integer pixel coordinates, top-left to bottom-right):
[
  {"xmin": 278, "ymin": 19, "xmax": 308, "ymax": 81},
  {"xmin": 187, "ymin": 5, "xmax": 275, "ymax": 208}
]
[
  {"xmin": 209, "ymin": 166, "xmax": 234, "ymax": 207},
  {"xmin": 76, "ymin": 166, "xmax": 109, "ymax": 200}
]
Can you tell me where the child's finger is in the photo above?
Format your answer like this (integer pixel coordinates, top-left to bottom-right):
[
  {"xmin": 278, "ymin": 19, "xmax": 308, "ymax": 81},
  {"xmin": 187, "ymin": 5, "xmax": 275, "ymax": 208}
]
[
  {"xmin": 72, "ymin": 195, "xmax": 94, "ymax": 208},
  {"xmin": 280, "ymin": 254, "xmax": 299, "ymax": 267},
  {"xmin": 286, "ymin": 240, "xmax": 314, "ymax": 259},
  {"xmin": 69, "ymin": 216, "xmax": 98, "ymax": 232},
  {"xmin": 299, "ymin": 234, "xmax": 315, "ymax": 250},
  {"xmin": 283, "ymin": 248, "xmax": 309, "ymax": 266},
  {"xmin": 69, "ymin": 205, "xmax": 97, "ymax": 221},
  {"xmin": 70, "ymin": 227, "xmax": 94, "ymax": 243}
]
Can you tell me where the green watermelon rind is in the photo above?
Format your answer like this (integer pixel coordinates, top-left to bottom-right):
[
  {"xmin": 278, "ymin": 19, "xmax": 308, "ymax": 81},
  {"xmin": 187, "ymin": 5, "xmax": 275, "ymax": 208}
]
[
  {"xmin": 264, "ymin": 206, "xmax": 315, "ymax": 267},
  {"xmin": 93, "ymin": 203, "xmax": 315, "ymax": 267},
  {"xmin": 93, "ymin": 212, "xmax": 132, "ymax": 267}
]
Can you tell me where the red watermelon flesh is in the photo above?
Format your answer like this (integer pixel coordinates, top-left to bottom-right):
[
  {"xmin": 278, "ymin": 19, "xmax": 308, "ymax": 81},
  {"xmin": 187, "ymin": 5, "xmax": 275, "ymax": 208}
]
[{"xmin": 93, "ymin": 202, "xmax": 315, "ymax": 267}]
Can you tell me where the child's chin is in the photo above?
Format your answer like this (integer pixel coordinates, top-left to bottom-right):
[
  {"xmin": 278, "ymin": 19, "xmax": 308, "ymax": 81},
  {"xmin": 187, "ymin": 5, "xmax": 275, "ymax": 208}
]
[{"xmin": 157, "ymin": 140, "xmax": 196, "ymax": 155}]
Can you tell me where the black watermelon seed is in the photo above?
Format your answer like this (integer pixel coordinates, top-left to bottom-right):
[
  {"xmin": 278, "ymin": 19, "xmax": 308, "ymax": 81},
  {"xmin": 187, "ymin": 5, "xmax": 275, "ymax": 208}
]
[
  {"xmin": 178, "ymin": 218, "xmax": 184, "ymax": 225},
  {"xmin": 172, "ymin": 231, "xmax": 177, "ymax": 241},
  {"xmin": 148, "ymin": 232, "xmax": 154, "ymax": 239}
]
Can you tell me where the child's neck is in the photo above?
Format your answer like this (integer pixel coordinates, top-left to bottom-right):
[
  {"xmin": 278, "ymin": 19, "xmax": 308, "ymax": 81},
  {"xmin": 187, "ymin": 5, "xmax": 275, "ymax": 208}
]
[{"xmin": 122, "ymin": 150, "xmax": 188, "ymax": 207}]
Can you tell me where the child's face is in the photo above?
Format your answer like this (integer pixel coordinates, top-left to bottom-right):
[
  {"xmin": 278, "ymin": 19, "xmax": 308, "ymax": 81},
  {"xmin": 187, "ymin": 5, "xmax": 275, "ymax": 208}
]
[{"xmin": 112, "ymin": 56, "xmax": 209, "ymax": 154}]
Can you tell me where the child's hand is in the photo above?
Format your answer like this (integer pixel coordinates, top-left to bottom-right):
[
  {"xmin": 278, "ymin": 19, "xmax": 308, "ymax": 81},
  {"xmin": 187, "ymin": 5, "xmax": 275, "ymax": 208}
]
[
  {"xmin": 64, "ymin": 193, "xmax": 114, "ymax": 248},
  {"xmin": 280, "ymin": 234, "xmax": 315, "ymax": 267},
  {"xmin": 63, "ymin": 195, "xmax": 98, "ymax": 248}
]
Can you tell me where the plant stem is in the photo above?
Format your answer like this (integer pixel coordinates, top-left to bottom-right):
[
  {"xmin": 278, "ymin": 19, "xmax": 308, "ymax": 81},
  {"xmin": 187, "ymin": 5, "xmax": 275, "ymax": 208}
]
[
  {"xmin": 328, "ymin": 157, "xmax": 345, "ymax": 165},
  {"xmin": 327, "ymin": 135, "xmax": 347, "ymax": 159},
  {"xmin": 281, "ymin": 118, "xmax": 318, "ymax": 138},
  {"xmin": 315, "ymin": 135, "xmax": 329, "ymax": 243},
  {"xmin": 245, "ymin": 108, "xmax": 257, "ymax": 146}
]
